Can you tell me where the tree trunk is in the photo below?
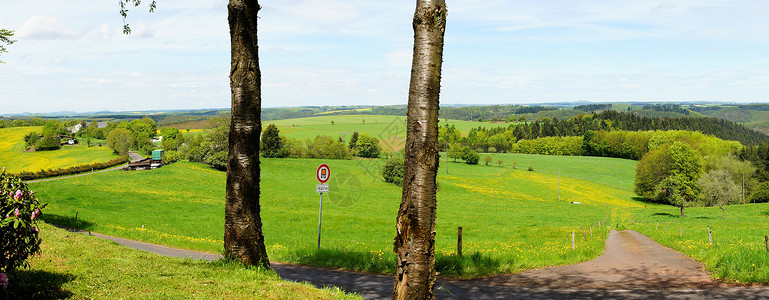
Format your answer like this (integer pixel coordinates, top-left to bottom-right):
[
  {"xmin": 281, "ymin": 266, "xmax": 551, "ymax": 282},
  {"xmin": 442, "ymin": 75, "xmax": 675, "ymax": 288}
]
[
  {"xmin": 680, "ymin": 205, "xmax": 685, "ymax": 217},
  {"xmin": 720, "ymin": 206, "xmax": 725, "ymax": 219},
  {"xmin": 393, "ymin": 1, "xmax": 447, "ymax": 299},
  {"xmin": 224, "ymin": 0, "xmax": 270, "ymax": 269}
]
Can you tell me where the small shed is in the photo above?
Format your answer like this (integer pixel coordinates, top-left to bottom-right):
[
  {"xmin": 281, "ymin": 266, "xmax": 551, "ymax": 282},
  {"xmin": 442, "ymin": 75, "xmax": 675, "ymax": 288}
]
[{"xmin": 151, "ymin": 149, "xmax": 164, "ymax": 164}]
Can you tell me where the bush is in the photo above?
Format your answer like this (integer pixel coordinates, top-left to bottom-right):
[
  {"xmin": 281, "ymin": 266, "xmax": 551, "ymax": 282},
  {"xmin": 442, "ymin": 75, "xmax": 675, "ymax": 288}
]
[
  {"xmin": 12, "ymin": 156, "xmax": 129, "ymax": 180},
  {"xmin": 35, "ymin": 136, "xmax": 60, "ymax": 151},
  {"xmin": 463, "ymin": 149, "xmax": 479, "ymax": 165},
  {"xmin": 205, "ymin": 151, "xmax": 228, "ymax": 171},
  {"xmin": 382, "ymin": 157, "xmax": 405, "ymax": 185},
  {"xmin": 528, "ymin": 166, "xmax": 534, "ymax": 171},
  {"xmin": 163, "ymin": 151, "xmax": 182, "ymax": 164},
  {"xmin": 307, "ymin": 136, "xmax": 351, "ymax": 159},
  {"xmin": 1, "ymin": 169, "xmax": 46, "ymax": 278},
  {"xmin": 355, "ymin": 134, "xmax": 381, "ymax": 158}
]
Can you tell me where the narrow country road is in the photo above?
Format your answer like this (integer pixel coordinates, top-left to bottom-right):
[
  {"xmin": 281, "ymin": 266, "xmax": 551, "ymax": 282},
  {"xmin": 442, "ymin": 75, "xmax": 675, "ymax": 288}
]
[{"xmin": 71, "ymin": 228, "xmax": 769, "ymax": 299}]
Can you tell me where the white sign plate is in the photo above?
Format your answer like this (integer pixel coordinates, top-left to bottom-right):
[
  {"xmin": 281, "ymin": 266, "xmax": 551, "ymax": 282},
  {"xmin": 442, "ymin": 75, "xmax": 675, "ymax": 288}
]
[{"xmin": 316, "ymin": 184, "xmax": 329, "ymax": 193}]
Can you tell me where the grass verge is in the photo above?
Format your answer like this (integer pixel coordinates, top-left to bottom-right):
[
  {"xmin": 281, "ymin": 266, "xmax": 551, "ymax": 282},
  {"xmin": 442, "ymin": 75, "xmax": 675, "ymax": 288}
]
[{"xmin": 7, "ymin": 222, "xmax": 358, "ymax": 299}]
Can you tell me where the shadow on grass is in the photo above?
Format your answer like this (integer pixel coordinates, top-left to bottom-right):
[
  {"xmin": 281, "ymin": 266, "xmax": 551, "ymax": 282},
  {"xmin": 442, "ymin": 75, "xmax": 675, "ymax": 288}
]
[
  {"xmin": 40, "ymin": 214, "xmax": 96, "ymax": 231},
  {"xmin": 651, "ymin": 212, "xmax": 677, "ymax": 217},
  {"xmin": 6, "ymin": 269, "xmax": 75, "ymax": 299},
  {"xmin": 290, "ymin": 248, "xmax": 504, "ymax": 278},
  {"xmin": 436, "ymin": 252, "xmax": 502, "ymax": 278},
  {"xmin": 293, "ymin": 248, "xmax": 394, "ymax": 274}
]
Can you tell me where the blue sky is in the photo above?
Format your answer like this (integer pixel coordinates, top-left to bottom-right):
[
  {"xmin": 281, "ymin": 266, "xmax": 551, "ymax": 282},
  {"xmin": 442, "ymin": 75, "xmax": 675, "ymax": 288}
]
[{"xmin": 1, "ymin": 0, "xmax": 768, "ymax": 114}]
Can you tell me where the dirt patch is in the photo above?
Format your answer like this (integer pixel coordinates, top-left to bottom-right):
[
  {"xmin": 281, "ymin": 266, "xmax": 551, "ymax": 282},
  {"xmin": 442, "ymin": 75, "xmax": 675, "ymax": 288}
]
[{"xmin": 463, "ymin": 230, "xmax": 721, "ymax": 289}]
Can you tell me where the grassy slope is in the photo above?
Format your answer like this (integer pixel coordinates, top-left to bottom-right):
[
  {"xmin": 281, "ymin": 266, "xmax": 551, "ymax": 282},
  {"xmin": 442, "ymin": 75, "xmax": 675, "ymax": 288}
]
[
  {"xmin": 10, "ymin": 222, "xmax": 357, "ymax": 299},
  {"xmin": 264, "ymin": 115, "xmax": 510, "ymax": 151},
  {"xmin": 31, "ymin": 153, "xmax": 640, "ymax": 277},
  {"xmin": 0, "ymin": 127, "xmax": 119, "ymax": 173}
]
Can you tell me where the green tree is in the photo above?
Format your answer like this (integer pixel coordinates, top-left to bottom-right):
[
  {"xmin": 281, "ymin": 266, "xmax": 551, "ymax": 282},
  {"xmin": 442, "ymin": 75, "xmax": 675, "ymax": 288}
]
[
  {"xmin": 348, "ymin": 131, "xmax": 359, "ymax": 150},
  {"xmin": 483, "ymin": 154, "xmax": 492, "ymax": 166},
  {"xmin": 35, "ymin": 136, "xmax": 61, "ymax": 151},
  {"xmin": 260, "ymin": 124, "xmax": 283, "ymax": 158},
  {"xmin": 355, "ymin": 133, "xmax": 381, "ymax": 158},
  {"xmin": 382, "ymin": 156, "xmax": 405, "ymax": 185},
  {"xmin": 0, "ymin": 29, "xmax": 15, "ymax": 64},
  {"xmin": 23, "ymin": 131, "xmax": 39, "ymax": 147},
  {"xmin": 393, "ymin": 0, "xmax": 447, "ymax": 298},
  {"xmin": 462, "ymin": 148, "xmax": 479, "ymax": 165},
  {"xmin": 106, "ymin": 128, "xmax": 136, "ymax": 155},
  {"xmin": 447, "ymin": 142, "xmax": 462, "ymax": 162},
  {"xmin": 635, "ymin": 146, "xmax": 674, "ymax": 199},
  {"xmin": 698, "ymin": 169, "xmax": 740, "ymax": 219},
  {"xmin": 654, "ymin": 173, "xmax": 696, "ymax": 217},
  {"xmin": 307, "ymin": 136, "xmax": 351, "ymax": 159}
]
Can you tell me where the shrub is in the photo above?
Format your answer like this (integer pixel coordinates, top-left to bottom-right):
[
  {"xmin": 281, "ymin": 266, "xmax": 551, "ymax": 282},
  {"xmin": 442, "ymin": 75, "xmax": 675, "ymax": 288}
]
[
  {"xmin": 0, "ymin": 169, "xmax": 46, "ymax": 278},
  {"xmin": 163, "ymin": 151, "xmax": 182, "ymax": 164},
  {"xmin": 261, "ymin": 124, "xmax": 284, "ymax": 158},
  {"xmin": 528, "ymin": 166, "xmax": 534, "ymax": 171},
  {"xmin": 355, "ymin": 134, "xmax": 381, "ymax": 158},
  {"xmin": 463, "ymin": 149, "xmax": 479, "ymax": 165},
  {"xmin": 12, "ymin": 156, "xmax": 129, "ymax": 180},
  {"xmin": 382, "ymin": 157, "xmax": 405, "ymax": 185},
  {"xmin": 307, "ymin": 136, "xmax": 351, "ymax": 159},
  {"xmin": 35, "ymin": 135, "xmax": 60, "ymax": 151},
  {"xmin": 205, "ymin": 151, "xmax": 228, "ymax": 171}
]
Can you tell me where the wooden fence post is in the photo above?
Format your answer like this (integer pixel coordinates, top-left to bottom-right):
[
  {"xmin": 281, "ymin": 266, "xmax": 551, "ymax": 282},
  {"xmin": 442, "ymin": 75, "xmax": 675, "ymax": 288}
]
[
  {"xmin": 571, "ymin": 231, "xmax": 575, "ymax": 250},
  {"xmin": 656, "ymin": 222, "xmax": 658, "ymax": 231},
  {"xmin": 598, "ymin": 220, "xmax": 601, "ymax": 228},
  {"xmin": 680, "ymin": 227, "xmax": 683, "ymax": 238},
  {"xmin": 764, "ymin": 236, "xmax": 768, "ymax": 252},
  {"xmin": 707, "ymin": 226, "xmax": 713, "ymax": 246},
  {"xmin": 582, "ymin": 228, "xmax": 587, "ymax": 241},
  {"xmin": 457, "ymin": 226, "xmax": 463, "ymax": 257}
]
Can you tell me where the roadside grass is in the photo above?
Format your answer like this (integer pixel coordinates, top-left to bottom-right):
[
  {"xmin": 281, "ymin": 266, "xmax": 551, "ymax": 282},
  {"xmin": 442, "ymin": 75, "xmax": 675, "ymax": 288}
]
[
  {"xmin": 264, "ymin": 115, "xmax": 510, "ymax": 151},
  {"xmin": 0, "ymin": 126, "xmax": 119, "ymax": 173},
  {"xmin": 628, "ymin": 204, "xmax": 769, "ymax": 284},
  {"xmin": 31, "ymin": 153, "xmax": 638, "ymax": 278},
  {"xmin": 8, "ymin": 222, "xmax": 357, "ymax": 299}
]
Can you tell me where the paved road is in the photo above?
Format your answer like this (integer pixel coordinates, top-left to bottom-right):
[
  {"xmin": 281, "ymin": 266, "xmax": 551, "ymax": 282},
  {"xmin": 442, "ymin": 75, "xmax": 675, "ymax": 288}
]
[{"xmin": 66, "ymin": 228, "xmax": 769, "ymax": 299}]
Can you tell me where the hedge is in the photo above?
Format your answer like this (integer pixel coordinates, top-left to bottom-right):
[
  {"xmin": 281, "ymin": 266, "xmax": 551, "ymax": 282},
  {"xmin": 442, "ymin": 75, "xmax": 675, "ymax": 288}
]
[{"xmin": 12, "ymin": 155, "xmax": 129, "ymax": 180}]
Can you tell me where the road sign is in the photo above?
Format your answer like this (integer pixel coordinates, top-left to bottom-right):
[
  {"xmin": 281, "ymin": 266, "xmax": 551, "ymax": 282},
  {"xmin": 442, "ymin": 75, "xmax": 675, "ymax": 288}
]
[
  {"xmin": 316, "ymin": 184, "xmax": 329, "ymax": 193},
  {"xmin": 316, "ymin": 164, "xmax": 330, "ymax": 183}
]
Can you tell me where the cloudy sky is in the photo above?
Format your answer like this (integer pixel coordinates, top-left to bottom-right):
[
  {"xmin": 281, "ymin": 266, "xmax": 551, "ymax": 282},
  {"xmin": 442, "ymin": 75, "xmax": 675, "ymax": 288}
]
[{"xmin": 1, "ymin": 1, "xmax": 768, "ymax": 114}]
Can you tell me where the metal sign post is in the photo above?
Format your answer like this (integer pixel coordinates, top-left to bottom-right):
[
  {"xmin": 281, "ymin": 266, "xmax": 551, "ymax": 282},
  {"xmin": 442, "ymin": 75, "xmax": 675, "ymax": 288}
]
[{"xmin": 315, "ymin": 164, "xmax": 330, "ymax": 250}]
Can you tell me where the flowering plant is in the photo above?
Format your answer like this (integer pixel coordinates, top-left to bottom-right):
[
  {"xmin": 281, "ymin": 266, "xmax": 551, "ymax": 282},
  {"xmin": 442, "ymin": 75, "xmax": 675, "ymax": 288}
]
[{"xmin": 1, "ymin": 168, "xmax": 46, "ymax": 278}]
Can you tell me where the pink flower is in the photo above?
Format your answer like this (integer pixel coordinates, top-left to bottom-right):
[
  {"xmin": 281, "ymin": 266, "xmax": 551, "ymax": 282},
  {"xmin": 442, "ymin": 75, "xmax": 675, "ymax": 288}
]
[
  {"xmin": 13, "ymin": 190, "xmax": 22, "ymax": 200},
  {"xmin": 14, "ymin": 208, "xmax": 19, "ymax": 217},
  {"xmin": 0, "ymin": 273, "xmax": 7, "ymax": 289},
  {"xmin": 31, "ymin": 210, "xmax": 36, "ymax": 220},
  {"xmin": 33, "ymin": 226, "xmax": 38, "ymax": 233}
]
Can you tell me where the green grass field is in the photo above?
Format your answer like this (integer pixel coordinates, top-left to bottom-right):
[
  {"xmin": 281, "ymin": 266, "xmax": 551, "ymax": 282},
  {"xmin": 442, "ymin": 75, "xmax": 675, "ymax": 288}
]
[
  {"xmin": 627, "ymin": 204, "xmax": 769, "ymax": 284},
  {"xmin": 31, "ymin": 153, "xmax": 640, "ymax": 278},
  {"xmin": 11, "ymin": 222, "xmax": 356, "ymax": 299},
  {"xmin": 0, "ymin": 127, "xmax": 119, "ymax": 173},
  {"xmin": 264, "ymin": 115, "xmax": 510, "ymax": 151}
]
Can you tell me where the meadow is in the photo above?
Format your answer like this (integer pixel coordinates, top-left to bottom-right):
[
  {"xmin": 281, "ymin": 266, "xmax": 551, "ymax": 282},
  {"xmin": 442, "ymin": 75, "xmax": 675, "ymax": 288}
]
[
  {"xmin": 0, "ymin": 126, "xmax": 119, "ymax": 173},
  {"xmin": 31, "ymin": 153, "xmax": 640, "ymax": 278},
  {"xmin": 11, "ymin": 222, "xmax": 356, "ymax": 299},
  {"xmin": 263, "ymin": 115, "xmax": 510, "ymax": 151},
  {"xmin": 628, "ymin": 204, "xmax": 769, "ymax": 284}
]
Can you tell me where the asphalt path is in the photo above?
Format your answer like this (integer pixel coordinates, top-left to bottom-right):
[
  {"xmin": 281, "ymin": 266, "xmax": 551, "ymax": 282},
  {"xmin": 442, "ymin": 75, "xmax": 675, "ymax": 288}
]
[{"xmin": 59, "ymin": 227, "xmax": 769, "ymax": 299}]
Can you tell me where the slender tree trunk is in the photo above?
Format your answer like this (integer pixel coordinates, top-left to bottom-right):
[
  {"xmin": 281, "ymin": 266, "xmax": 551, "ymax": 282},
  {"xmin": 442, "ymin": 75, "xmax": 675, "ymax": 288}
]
[
  {"xmin": 680, "ymin": 205, "xmax": 685, "ymax": 217},
  {"xmin": 720, "ymin": 206, "xmax": 725, "ymax": 219},
  {"xmin": 393, "ymin": 1, "xmax": 447, "ymax": 299},
  {"xmin": 224, "ymin": 0, "xmax": 270, "ymax": 269}
]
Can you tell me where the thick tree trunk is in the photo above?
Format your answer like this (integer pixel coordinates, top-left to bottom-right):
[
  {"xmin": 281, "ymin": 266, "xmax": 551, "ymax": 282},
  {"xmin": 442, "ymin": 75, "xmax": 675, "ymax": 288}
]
[
  {"xmin": 224, "ymin": 0, "xmax": 270, "ymax": 269},
  {"xmin": 393, "ymin": 1, "xmax": 447, "ymax": 299}
]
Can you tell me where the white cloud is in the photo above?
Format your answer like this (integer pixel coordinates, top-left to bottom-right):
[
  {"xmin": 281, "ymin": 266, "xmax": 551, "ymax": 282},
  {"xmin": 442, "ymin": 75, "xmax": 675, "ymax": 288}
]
[{"xmin": 17, "ymin": 15, "xmax": 79, "ymax": 40}]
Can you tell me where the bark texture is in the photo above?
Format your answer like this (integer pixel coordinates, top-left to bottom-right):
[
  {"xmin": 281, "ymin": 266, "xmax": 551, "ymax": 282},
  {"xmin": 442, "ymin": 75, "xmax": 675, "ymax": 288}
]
[
  {"xmin": 393, "ymin": 1, "xmax": 447, "ymax": 299},
  {"xmin": 224, "ymin": 0, "xmax": 270, "ymax": 269}
]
